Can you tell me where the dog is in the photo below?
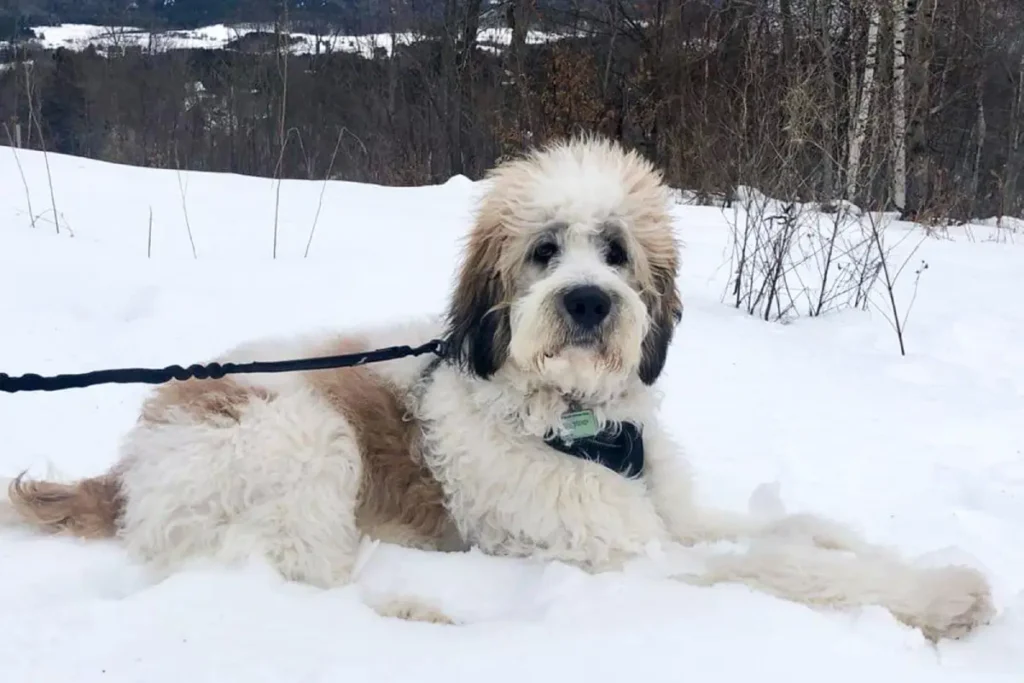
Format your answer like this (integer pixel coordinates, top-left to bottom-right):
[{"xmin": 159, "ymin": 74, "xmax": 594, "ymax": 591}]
[{"xmin": 3, "ymin": 135, "xmax": 994, "ymax": 640}]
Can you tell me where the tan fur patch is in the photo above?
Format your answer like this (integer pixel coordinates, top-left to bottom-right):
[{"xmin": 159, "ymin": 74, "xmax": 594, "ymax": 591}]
[
  {"xmin": 305, "ymin": 338, "xmax": 456, "ymax": 550},
  {"xmin": 139, "ymin": 376, "xmax": 272, "ymax": 425},
  {"xmin": 7, "ymin": 473, "xmax": 123, "ymax": 539}
]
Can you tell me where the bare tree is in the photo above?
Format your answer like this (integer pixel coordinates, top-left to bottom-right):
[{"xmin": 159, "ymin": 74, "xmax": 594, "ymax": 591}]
[
  {"xmin": 902, "ymin": 0, "xmax": 938, "ymax": 219},
  {"xmin": 892, "ymin": 0, "xmax": 909, "ymax": 211},
  {"xmin": 1002, "ymin": 51, "xmax": 1024, "ymax": 222},
  {"xmin": 846, "ymin": 1, "xmax": 881, "ymax": 203}
]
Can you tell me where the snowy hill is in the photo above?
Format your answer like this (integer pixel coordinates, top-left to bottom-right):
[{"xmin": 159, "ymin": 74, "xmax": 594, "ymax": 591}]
[
  {"xmin": 0, "ymin": 147, "xmax": 1022, "ymax": 681},
  {"xmin": 3, "ymin": 22, "xmax": 564, "ymax": 57}
]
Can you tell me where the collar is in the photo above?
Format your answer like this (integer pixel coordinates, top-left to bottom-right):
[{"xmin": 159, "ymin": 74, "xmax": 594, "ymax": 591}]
[
  {"xmin": 421, "ymin": 358, "xmax": 645, "ymax": 479},
  {"xmin": 543, "ymin": 421, "xmax": 645, "ymax": 479}
]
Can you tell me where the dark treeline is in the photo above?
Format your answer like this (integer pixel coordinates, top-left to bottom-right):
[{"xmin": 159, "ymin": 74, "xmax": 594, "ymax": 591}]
[{"xmin": 2, "ymin": 0, "xmax": 1023, "ymax": 222}]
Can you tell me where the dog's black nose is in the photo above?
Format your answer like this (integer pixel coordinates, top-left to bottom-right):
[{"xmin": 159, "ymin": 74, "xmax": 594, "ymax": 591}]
[{"xmin": 562, "ymin": 285, "xmax": 612, "ymax": 330}]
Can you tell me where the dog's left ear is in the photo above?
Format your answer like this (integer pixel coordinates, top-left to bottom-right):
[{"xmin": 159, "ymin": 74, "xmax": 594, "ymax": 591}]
[
  {"xmin": 444, "ymin": 226, "xmax": 511, "ymax": 379},
  {"xmin": 638, "ymin": 271, "xmax": 683, "ymax": 386}
]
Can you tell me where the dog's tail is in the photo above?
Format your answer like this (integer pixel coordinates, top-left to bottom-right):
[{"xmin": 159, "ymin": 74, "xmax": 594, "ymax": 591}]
[{"xmin": 2, "ymin": 472, "xmax": 122, "ymax": 539}]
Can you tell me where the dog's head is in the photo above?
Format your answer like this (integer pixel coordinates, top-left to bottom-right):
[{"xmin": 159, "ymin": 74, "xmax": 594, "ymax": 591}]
[{"xmin": 444, "ymin": 135, "xmax": 682, "ymax": 396}]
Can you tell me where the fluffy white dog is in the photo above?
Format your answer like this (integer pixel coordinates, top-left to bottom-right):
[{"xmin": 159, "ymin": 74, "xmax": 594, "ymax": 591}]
[{"xmin": 5, "ymin": 135, "xmax": 994, "ymax": 640}]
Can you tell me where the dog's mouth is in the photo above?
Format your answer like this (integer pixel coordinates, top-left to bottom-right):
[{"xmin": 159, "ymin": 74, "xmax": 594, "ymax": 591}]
[
  {"xmin": 569, "ymin": 325, "xmax": 598, "ymax": 344},
  {"xmin": 562, "ymin": 311, "xmax": 616, "ymax": 348},
  {"xmin": 565, "ymin": 329, "xmax": 602, "ymax": 347},
  {"xmin": 542, "ymin": 327, "xmax": 607, "ymax": 358}
]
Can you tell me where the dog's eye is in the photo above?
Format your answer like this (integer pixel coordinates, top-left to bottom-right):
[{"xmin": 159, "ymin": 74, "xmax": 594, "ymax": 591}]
[
  {"xmin": 605, "ymin": 239, "xmax": 628, "ymax": 267},
  {"xmin": 531, "ymin": 242, "xmax": 559, "ymax": 266}
]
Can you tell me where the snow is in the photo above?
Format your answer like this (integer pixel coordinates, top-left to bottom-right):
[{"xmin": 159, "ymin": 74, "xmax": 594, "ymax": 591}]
[
  {"xmin": 1, "ymin": 146, "xmax": 1022, "ymax": 681},
  {"xmin": 3, "ymin": 23, "xmax": 564, "ymax": 58}
]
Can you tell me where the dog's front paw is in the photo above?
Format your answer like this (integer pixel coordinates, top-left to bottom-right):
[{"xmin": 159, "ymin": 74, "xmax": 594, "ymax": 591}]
[
  {"xmin": 368, "ymin": 596, "xmax": 459, "ymax": 625},
  {"xmin": 897, "ymin": 564, "xmax": 995, "ymax": 642}
]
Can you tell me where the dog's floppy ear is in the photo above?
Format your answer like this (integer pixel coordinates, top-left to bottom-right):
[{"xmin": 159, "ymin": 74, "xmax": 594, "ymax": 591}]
[
  {"xmin": 444, "ymin": 226, "xmax": 511, "ymax": 379},
  {"xmin": 638, "ymin": 266, "xmax": 683, "ymax": 386}
]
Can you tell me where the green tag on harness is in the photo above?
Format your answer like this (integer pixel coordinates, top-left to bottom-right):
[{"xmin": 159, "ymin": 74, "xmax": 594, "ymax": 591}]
[{"xmin": 561, "ymin": 409, "xmax": 599, "ymax": 439}]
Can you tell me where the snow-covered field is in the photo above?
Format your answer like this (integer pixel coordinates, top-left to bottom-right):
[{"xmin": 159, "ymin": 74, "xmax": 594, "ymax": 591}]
[
  {"xmin": 0, "ymin": 147, "xmax": 1022, "ymax": 681},
  {"xmin": 3, "ymin": 23, "xmax": 564, "ymax": 58}
]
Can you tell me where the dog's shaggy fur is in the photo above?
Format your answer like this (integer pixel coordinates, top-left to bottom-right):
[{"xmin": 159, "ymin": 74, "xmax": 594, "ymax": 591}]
[{"xmin": 4, "ymin": 136, "xmax": 994, "ymax": 639}]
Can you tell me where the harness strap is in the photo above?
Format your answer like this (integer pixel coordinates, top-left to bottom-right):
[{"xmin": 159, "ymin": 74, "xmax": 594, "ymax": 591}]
[{"xmin": 544, "ymin": 422, "xmax": 646, "ymax": 479}]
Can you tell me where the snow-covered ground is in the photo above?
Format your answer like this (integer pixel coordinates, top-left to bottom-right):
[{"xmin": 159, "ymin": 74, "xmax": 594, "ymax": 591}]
[
  {"xmin": 0, "ymin": 147, "xmax": 1021, "ymax": 681},
  {"xmin": 3, "ymin": 23, "xmax": 564, "ymax": 58}
]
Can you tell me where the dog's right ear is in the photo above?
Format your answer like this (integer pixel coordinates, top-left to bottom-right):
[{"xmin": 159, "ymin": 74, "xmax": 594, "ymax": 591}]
[
  {"xmin": 637, "ymin": 234, "xmax": 683, "ymax": 386},
  {"xmin": 444, "ymin": 225, "xmax": 510, "ymax": 379}
]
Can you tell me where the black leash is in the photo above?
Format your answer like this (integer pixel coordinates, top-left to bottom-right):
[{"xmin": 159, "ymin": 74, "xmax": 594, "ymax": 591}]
[
  {"xmin": 0, "ymin": 336, "xmax": 645, "ymax": 478},
  {"xmin": 0, "ymin": 339, "xmax": 448, "ymax": 394}
]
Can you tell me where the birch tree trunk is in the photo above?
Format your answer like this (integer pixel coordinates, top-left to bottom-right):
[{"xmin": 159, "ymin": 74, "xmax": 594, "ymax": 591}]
[
  {"xmin": 891, "ymin": 0, "xmax": 909, "ymax": 211},
  {"xmin": 845, "ymin": 3, "xmax": 881, "ymax": 202}
]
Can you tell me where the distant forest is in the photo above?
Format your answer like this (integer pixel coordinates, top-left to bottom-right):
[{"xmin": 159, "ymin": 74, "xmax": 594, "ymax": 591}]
[{"xmin": 2, "ymin": 0, "xmax": 1024, "ymax": 223}]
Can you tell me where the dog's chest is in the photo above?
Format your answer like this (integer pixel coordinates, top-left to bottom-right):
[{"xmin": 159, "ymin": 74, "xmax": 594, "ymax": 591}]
[{"xmin": 414, "ymin": 369, "xmax": 665, "ymax": 558}]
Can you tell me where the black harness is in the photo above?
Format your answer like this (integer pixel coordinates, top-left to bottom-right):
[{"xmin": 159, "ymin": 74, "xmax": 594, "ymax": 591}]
[{"xmin": 544, "ymin": 421, "xmax": 645, "ymax": 479}]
